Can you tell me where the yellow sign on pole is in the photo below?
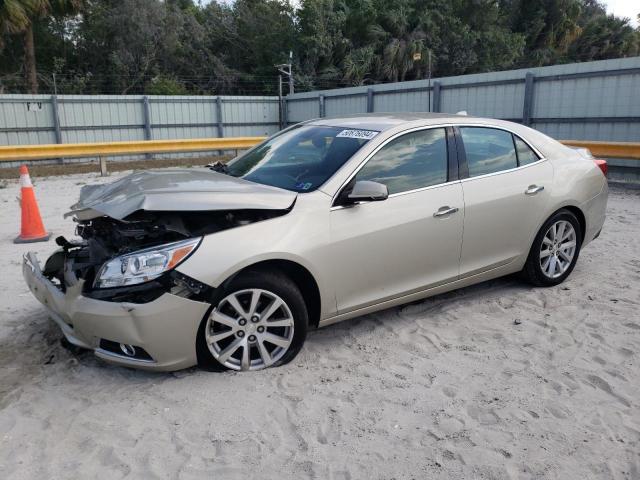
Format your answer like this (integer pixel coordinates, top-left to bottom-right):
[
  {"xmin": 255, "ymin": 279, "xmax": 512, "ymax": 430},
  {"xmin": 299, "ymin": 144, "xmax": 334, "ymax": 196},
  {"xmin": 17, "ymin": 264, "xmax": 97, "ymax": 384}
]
[{"xmin": 413, "ymin": 52, "xmax": 422, "ymax": 61}]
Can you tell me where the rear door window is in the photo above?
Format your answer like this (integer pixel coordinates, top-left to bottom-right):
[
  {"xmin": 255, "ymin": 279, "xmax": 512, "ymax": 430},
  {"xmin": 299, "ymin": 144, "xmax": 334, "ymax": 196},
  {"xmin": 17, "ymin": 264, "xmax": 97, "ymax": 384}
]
[{"xmin": 460, "ymin": 127, "xmax": 517, "ymax": 177}]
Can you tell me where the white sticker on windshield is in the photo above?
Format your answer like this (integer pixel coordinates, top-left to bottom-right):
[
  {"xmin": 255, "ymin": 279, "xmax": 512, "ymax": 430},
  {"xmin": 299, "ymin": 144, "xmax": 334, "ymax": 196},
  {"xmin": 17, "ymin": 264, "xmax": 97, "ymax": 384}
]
[{"xmin": 336, "ymin": 129, "xmax": 379, "ymax": 140}]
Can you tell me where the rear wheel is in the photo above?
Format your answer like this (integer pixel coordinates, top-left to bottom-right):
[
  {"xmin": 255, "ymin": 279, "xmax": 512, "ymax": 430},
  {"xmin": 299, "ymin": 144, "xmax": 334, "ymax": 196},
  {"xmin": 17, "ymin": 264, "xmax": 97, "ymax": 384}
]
[
  {"xmin": 522, "ymin": 209, "xmax": 582, "ymax": 287},
  {"xmin": 197, "ymin": 270, "xmax": 308, "ymax": 371}
]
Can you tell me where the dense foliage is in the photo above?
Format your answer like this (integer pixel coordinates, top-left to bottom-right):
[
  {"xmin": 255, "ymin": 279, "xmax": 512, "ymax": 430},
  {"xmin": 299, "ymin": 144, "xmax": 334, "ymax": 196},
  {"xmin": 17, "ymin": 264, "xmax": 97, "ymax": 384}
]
[{"xmin": 0, "ymin": 0, "xmax": 638, "ymax": 94}]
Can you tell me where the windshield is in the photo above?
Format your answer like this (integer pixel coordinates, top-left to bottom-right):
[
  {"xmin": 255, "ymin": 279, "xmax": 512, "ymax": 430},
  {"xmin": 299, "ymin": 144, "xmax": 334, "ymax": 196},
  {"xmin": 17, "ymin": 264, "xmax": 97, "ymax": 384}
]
[{"xmin": 226, "ymin": 125, "xmax": 378, "ymax": 192}]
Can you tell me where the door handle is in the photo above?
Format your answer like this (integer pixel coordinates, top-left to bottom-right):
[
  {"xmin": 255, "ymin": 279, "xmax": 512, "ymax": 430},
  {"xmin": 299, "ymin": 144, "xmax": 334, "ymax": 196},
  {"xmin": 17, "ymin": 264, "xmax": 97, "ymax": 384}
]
[
  {"xmin": 433, "ymin": 206, "xmax": 459, "ymax": 217},
  {"xmin": 525, "ymin": 185, "xmax": 544, "ymax": 195}
]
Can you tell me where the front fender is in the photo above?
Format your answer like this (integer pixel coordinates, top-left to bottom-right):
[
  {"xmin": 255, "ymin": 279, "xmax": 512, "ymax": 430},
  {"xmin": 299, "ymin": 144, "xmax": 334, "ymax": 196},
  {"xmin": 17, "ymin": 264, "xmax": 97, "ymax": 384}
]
[{"xmin": 175, "ymin": 192, "xmax": 336, "ymax": 319}]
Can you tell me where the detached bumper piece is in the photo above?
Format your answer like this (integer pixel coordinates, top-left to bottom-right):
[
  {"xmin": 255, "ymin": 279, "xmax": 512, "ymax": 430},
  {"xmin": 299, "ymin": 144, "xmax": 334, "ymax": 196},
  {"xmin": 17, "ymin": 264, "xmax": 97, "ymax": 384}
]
[{"xmin": 23, "ymin": 252, "xmax": 211, "ymax": 371}]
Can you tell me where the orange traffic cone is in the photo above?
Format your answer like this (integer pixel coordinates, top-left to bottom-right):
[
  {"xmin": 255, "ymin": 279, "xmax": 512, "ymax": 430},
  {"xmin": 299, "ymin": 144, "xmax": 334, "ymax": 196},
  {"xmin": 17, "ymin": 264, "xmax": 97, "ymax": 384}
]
[{"xmin": 14, "ymin": 165, "xmax": 50, "ymax": 244}]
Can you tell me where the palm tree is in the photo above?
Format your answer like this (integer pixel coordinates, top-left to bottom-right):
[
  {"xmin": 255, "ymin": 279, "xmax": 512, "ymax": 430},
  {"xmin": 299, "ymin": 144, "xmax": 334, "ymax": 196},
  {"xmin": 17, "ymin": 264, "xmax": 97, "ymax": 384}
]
[
  {"xmin": 381, "ymin": 29, "xmax": 426, "ymax": 82},
  {"xmin": 343, "ymin": 46, "xmax": 376, "ymax": 85},
  {"xmin": 0, "ymin": 1, "xmax": 31, "ymax": 41},
  {"xmin": 0, "ymin": 0, "xmax": 83, "ymax": 93}
]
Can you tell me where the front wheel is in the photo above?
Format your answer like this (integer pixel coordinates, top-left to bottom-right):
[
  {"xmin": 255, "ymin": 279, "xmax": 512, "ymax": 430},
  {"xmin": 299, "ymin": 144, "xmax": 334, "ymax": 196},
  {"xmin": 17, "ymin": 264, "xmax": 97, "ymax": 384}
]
[
  {"xmin": 196, "ymin": 270, "xmax": 308, "ymax": 371},
  {"xmin": 522, "ymin": 209, "xmax": 582, "ymax": 287}
]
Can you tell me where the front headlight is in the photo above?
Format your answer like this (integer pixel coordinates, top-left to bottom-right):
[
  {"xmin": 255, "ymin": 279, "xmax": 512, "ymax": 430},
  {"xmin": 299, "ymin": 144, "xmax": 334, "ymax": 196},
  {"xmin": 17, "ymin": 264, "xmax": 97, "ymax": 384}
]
[{"xmin": 94, "ymin": 237, "xmax": 202, "ymax": 289}]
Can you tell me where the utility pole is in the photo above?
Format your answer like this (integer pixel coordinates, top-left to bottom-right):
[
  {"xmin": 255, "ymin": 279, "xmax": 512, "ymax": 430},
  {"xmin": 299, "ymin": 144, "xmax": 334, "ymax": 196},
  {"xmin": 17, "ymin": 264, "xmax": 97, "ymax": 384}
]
[
  {"xmin": 276, "ymin": 51, "xmax": 294, "ymax": 95},
  {"xmin": 288, "ymin": 51, "xmax": 294, "ymax": 95}
]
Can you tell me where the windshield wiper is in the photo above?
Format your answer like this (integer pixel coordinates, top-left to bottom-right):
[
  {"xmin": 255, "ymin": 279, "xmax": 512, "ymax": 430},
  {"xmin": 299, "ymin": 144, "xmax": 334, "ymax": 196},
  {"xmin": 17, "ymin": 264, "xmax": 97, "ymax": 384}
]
[{"xmin": 207, "ymin": 161, "xmax": 230, "ymax": 174}]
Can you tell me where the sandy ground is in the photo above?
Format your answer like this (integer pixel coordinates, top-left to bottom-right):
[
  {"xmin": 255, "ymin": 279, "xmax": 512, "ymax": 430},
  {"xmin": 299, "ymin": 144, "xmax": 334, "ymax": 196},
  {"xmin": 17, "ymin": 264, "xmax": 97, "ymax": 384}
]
[{"xmin": 0, "ymin": 171, "xmax": 638, "ymax": 480}]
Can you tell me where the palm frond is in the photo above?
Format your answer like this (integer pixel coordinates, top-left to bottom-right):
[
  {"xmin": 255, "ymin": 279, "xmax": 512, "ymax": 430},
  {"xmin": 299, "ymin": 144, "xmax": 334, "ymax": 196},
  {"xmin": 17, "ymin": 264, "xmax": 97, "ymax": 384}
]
[{"xmin": 0, "ymin": 0, "xmax": 32, "ymax": 34}]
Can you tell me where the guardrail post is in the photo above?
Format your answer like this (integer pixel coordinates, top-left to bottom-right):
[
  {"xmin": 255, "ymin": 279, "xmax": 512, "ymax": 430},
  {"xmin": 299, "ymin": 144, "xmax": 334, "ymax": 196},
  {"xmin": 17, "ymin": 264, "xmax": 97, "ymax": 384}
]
[
  {"xmin": 432, "ymin": 81, "xmax": 441, "ymax": 112},
  {"xmin": 522, "ymin": 73, "xmax": 535, "ymax": 126},
  {"xmin": 319, "ymin": 94, "xmax": 325, "ymax": 118},
  {"xmin": 51, "ymin": 95, "xmax": 62, "ymax": 144},
  {"xmin": 367, "ymin": 88, "xmax": 374, "ymax": 113},
  {"xmin": 142, "ymin": 96, "xmax": 152, "ymax": 140},
  {"xmin": 99, "ymin": 156, "xmax": 108, "ymax": 176}
]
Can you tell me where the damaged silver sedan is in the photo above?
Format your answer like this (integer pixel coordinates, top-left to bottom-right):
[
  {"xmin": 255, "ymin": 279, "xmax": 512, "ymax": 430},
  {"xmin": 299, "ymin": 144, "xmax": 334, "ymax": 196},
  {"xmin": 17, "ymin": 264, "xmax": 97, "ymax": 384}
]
[{"xmin": 23, "ymin": 113, "xmax": 608, "ymax": 371}]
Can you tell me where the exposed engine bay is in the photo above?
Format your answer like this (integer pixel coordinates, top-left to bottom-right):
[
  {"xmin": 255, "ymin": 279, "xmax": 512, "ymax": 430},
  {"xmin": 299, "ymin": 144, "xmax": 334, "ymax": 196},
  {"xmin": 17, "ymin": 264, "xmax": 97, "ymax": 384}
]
[
  {"xmin": 42, "ymin": 208, "xmax": 289, "ymax": 302},
  {"xmin": 37, "ymin": 168, "xmax": 298, "ymax": 302}
]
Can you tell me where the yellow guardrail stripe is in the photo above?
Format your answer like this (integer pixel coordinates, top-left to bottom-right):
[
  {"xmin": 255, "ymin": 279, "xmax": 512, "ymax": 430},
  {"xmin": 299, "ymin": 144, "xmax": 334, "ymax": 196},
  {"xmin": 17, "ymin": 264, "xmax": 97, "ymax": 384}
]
[
  {"xmin": 0, "ymin": 137, "xmax": 637, "ymax": 162},
  {"xmin": 560, "ymin": 140, "xmax": 640, "ymax": 160},
  {"xmin": 0, "ymin": 137, "xmax": 267, "ymax": 162}
]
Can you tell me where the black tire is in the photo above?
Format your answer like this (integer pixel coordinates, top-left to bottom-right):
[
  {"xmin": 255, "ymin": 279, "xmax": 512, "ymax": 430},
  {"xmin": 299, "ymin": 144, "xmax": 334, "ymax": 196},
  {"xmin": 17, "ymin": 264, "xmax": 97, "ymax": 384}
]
[
  {"xmin": 521, "ymin": 209, "xmax": 582, "ymax": 287},
  {"xmin": 196, "ymin": 269, "xmax": 308, "ymax": 371}
]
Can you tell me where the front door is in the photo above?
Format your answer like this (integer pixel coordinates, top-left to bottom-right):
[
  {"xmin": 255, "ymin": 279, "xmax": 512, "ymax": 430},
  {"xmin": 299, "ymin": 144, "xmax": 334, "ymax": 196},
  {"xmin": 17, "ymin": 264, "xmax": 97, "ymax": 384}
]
[{"xmin": 329, "ymin": 127, "xmax": 465, "ymax": 313}]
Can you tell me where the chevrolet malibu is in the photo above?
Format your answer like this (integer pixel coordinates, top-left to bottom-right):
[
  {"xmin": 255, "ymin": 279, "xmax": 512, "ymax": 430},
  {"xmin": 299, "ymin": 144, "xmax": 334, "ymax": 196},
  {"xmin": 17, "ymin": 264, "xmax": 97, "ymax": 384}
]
[{"xmin": 23, "ymin": 113, "xmax": 608, "ymax": 372}]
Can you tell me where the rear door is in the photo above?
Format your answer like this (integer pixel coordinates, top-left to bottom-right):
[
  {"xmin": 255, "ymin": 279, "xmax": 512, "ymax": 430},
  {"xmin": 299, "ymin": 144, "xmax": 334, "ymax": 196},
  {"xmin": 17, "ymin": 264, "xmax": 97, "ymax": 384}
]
[
  {"xmin": 456, "ymin": 126, "xmax": 553, "ymax": 277},
  {"xmin": 329, "ymin": 127, "xmax": 464, "ymax": 313}
]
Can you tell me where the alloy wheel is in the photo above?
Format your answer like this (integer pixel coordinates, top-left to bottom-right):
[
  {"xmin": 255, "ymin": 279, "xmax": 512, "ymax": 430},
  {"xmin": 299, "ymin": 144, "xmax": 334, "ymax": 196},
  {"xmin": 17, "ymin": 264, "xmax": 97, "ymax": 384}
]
[
  {"xmin": 205, "ymin": 289, "xmax": 295, "ymax": 371},
  {"xmin": 539, "ymin": 220, "xmax": 577, "ymax": 279}
]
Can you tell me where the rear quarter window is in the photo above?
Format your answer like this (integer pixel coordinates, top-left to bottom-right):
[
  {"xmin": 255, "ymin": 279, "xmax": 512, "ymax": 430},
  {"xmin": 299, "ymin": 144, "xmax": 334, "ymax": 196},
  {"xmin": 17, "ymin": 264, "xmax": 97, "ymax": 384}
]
[{"xmin": 514, "ymin": 136, "xmax": 540, "ymax": 166}]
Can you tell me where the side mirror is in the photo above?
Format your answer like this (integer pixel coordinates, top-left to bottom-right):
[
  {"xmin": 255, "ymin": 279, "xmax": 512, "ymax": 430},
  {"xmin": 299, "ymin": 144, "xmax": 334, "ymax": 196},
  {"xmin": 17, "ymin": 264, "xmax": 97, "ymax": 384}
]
[{"xmin": 347, "ymin": 180, "xmax": 389, "ymax": 203}]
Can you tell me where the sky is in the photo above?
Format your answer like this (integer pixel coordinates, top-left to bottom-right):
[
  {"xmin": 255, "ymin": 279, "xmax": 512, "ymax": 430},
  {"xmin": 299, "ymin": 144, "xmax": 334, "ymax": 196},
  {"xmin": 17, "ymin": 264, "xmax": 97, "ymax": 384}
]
[
  {"xmin": 604, "ymin": 0, "xmax": 639, "ymax": 26},
  {"xmin": 211, "ymin": 0, "xmax": 638, "ymax": 27}
]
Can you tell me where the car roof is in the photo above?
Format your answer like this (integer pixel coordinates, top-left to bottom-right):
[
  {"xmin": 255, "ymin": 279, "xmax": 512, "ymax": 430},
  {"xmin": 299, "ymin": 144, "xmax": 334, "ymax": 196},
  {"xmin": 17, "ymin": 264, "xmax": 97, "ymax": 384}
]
[
  {"xmin": 306, "ymin": 112, "xmax": 567, "ymax": 159},
  {"xmin": 307, "ymin": 112, "xmax": 478, "ymax": 132}
]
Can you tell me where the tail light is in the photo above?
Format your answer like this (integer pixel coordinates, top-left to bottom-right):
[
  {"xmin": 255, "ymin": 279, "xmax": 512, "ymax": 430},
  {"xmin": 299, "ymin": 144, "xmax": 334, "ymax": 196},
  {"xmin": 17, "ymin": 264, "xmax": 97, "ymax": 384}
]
[{"xmin": 594, "ymin": 159, "xmax": 607, "ymax": 177}]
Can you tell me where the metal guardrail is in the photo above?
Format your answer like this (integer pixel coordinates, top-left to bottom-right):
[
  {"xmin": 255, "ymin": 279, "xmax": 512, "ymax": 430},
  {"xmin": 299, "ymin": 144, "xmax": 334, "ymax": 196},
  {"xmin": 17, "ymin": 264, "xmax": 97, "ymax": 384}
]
[
  {"xmin": 559, "ymin": 140, "xmax": 640, "ymax": 160},
  {"xmin": 0, "ymin": 137, "xmax": 640, "ymax": 183},
  {"xmin": 0, "ymin": 137, "xmax": 266, "ymax": 162},
  {"xmin": 0, "ymin": 138, "xmax": 637, "ymax": 167}
]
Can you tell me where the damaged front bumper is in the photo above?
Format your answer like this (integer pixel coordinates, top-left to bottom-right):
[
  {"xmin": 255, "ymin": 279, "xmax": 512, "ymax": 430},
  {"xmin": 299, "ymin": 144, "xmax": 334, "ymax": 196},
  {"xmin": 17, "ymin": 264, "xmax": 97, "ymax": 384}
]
[{"xmin": 23, "ymin": 252, "xmax": 211, "ymax": 371}]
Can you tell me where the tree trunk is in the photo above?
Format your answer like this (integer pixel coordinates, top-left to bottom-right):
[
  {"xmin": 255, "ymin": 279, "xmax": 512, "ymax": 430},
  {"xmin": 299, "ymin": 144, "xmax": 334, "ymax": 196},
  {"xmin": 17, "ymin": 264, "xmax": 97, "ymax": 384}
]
[{"xmin": 24, "ymin": 24, "xmax": 38, "ymax": 94}]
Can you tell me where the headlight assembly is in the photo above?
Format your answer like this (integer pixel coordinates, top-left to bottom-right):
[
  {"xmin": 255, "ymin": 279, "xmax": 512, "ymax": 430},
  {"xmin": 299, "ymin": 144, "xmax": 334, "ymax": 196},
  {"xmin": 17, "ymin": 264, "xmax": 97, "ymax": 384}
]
[{"xmin": 94, "ymin": 237, "xmax": 201, "ymax": 289}]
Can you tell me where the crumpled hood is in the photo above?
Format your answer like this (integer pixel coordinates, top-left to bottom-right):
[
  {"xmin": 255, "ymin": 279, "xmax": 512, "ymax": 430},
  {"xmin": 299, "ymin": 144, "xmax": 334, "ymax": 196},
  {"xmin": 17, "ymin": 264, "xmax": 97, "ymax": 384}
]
[{"xmin": 66, "ymin": 168, "xmax": 297, "ymax": 220}]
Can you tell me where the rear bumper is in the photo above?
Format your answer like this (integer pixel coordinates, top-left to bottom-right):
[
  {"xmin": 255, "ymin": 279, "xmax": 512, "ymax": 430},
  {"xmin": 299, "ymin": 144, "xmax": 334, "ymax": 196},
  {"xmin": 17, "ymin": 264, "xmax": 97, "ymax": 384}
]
[
  {"xmin": 23, "ymin": 252, "xmax": 210, "ymax": 371},
  {"xmin": 581, "ymin": 180, "xmax": 608, "ymax": 247}
]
